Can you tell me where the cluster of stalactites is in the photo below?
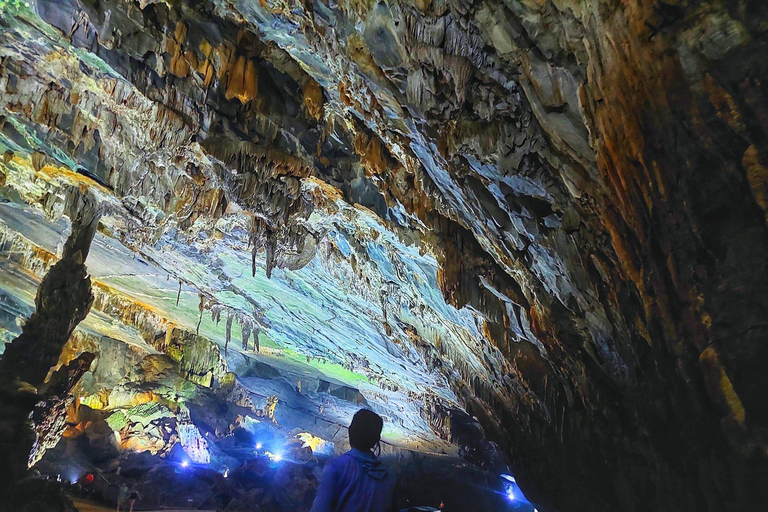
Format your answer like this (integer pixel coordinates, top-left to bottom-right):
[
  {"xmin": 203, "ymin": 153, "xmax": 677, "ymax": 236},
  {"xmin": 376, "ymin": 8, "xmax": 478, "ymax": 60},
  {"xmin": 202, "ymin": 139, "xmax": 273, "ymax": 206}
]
[
  {"xmin": 203, "ymin": 139, "xmax": 322, "ymax": 278},
  {"xmin": 0, "ymin": 224, "xmax": 58, "ymax": 276},
  {"xmin": 197, "ymin": 293, "xmax": 264, "ymax": 355},
  {"xmin": 248, "ymin": 215, "xmax": 319, "ymax": 279}
]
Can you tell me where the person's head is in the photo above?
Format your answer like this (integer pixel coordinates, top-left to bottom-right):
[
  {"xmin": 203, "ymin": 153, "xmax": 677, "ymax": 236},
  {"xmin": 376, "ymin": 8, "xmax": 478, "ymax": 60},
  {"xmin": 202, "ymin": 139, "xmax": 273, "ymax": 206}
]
[{"xmin": 348, "ymin": 409, "xmax": 383, "ymax": 455}]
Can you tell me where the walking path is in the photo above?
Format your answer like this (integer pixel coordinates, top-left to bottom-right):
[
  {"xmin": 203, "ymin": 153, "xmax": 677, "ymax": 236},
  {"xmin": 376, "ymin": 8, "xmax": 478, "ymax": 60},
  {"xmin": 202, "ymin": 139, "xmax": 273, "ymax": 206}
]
[{"xmin": 71, "ymin": 497, "xmax": 215, "ymax": 512}]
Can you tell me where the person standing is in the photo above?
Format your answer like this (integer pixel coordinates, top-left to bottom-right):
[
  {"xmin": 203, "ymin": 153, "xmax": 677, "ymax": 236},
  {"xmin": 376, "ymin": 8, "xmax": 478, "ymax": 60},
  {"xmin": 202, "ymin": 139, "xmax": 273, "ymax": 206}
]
[
  {"xmin": 116, "ymin": 484, "xmax": 128, "ymax": 512},
  {"xmin": 310, "ymin": 409, "xmax": 395, "ymax": 512},
  {"xmin": 128, "ymin": 489, "xmax": 140, "ymax": 512}
]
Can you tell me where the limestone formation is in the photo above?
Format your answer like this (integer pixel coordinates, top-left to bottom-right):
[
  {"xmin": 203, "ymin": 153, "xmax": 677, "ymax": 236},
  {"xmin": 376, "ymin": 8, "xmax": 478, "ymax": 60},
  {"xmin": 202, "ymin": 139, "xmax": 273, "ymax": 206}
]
[
  {"xmin": 1, "ymin": 0, "xmax": 767, "ymax": 511},
  {"xmin": 0, "ymin": 207, "xmax": 98, "ymax": 504}
]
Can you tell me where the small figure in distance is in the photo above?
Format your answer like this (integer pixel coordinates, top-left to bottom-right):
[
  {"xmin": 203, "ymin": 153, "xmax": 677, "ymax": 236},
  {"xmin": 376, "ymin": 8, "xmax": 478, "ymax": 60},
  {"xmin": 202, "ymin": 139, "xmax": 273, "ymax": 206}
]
[
  {"xmin": 127, "ymin": 489, "xmax": 140, "ymax": 512},
  {"xmin": 310, "ymin": 409, "xmax": 395, "ymax": 512},
  {"xmin": 116, "ymin": 483, "xmax": 128, "ymax": 512}
]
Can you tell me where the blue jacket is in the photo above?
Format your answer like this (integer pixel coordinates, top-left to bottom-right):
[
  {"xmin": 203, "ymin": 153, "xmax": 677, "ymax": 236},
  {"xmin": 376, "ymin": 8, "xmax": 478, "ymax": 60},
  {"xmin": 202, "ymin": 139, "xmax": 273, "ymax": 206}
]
[{"xmin": 310, "ymin": 448, "xmax": 395, "ymax": 512}]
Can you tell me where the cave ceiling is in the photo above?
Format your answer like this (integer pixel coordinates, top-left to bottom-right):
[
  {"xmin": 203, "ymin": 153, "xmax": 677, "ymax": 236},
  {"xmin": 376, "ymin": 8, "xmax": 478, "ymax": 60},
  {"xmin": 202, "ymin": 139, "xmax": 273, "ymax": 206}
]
[{"xmin": 1, "ymin": 0, "xmax": 767, "ymax": 511}]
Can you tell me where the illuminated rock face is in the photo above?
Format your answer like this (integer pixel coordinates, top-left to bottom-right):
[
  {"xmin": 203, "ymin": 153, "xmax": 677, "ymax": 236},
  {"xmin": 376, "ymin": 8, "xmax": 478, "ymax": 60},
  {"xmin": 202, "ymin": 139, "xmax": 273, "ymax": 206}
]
[{"xmin": 1, "ymin": 1, "xmax": 767, "ymax": 511}]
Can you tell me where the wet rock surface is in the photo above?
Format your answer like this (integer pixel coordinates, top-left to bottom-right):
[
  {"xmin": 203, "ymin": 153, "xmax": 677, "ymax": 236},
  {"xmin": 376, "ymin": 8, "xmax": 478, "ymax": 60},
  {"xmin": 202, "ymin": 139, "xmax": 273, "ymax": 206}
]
[{"xmin": 0, "ymin": 0, "xmax": 767, "ymax": 511}]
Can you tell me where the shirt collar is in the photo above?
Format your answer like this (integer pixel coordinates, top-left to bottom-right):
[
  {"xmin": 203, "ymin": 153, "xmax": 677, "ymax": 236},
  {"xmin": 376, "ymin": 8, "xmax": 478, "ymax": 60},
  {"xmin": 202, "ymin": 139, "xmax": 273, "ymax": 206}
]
[{"xmin": 348, "ymin": 447, "xmax": 376, "ymax": 461}]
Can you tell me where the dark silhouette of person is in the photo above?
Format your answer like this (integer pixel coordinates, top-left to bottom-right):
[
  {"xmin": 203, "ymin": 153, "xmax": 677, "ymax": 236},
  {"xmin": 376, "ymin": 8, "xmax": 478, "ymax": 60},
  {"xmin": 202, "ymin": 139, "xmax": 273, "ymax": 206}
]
[
  {"xmin": 310, "ymin": 409, "xmax": 395, "ymax": 512},
  {"xmin": 127, "ymin": 489, "xmax": 140, "ymax": 512}
]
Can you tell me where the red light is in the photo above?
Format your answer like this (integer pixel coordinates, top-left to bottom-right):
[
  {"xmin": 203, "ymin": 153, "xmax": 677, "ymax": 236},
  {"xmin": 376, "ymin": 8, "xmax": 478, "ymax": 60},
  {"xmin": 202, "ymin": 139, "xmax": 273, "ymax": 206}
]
[{"xmin": 85, "ymin": 473, "xmax": 95, "ymax": 483}]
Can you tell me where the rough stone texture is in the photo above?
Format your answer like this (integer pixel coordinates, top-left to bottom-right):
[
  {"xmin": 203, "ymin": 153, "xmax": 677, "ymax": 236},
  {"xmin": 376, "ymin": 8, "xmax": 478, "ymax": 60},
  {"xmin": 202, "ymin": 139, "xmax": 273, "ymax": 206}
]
[
  {"xmin": 0, "ymin": 208, "xmax": 98, "ymax": 504},
  {"xmin": 0, "ymin": 0, "xmax": 767, "ymax": 511},
  {"xmin": 29, "ymin": 351, "xmax": 95, "ymax": 467},
  {"xmin": 0, "ymin": 202, "xmax": 97, "ymax": 387}
]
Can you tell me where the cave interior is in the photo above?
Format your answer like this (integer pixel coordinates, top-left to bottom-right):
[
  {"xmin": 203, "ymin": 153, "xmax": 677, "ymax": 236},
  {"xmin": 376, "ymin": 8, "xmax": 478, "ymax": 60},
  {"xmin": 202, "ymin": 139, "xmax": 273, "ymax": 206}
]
[{"xmin": 0, "ymin": 0, "xmax": 767, "ymax": 511}]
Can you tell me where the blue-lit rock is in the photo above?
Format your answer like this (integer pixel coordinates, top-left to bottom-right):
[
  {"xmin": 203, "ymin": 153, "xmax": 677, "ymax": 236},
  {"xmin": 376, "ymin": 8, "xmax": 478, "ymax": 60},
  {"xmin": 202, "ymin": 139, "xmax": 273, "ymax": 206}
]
[{"xmin": 2, "ymin": 0, "xmax": 768, "ymax": 511}]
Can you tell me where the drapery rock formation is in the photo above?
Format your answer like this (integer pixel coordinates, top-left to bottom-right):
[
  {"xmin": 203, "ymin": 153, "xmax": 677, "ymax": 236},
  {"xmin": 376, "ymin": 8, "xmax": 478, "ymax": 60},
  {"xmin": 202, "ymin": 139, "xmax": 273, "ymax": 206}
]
[{"xmin": 1, "ymin": 0, "xmax": 767, "ymax": 511}]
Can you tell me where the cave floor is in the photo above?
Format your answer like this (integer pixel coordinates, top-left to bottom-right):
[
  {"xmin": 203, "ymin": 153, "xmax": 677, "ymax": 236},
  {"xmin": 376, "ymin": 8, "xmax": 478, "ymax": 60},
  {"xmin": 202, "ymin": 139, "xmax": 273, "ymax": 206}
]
[{"xmin": 71, "ymin": 498, "xmax": 213, "ymax": 512}]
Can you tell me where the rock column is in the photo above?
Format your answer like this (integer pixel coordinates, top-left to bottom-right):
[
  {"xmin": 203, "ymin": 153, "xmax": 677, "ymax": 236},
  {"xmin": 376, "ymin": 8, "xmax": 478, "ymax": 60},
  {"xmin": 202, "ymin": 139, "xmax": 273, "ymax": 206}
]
[{"xmin": 0, "ymin": 202, "xmax": 99, "ymax": 505}]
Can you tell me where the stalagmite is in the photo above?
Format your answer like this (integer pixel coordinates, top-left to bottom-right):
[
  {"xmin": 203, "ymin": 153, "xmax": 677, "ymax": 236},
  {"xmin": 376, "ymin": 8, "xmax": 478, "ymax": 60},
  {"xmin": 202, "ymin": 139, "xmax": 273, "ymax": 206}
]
[
  {"xmin": 0, "ymin": 204, "xmax": 99, "ymax": 385},
  {"xmin": 0, "ymin": 199, "xmax": 100, "ymax": 507}
]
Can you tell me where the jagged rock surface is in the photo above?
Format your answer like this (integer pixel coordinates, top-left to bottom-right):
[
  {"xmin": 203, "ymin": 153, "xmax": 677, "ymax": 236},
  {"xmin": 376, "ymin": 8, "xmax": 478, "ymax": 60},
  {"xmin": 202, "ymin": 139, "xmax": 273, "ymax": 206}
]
[
  {"xmin": 0, "ymin": 211, "xmax": 98, "ymax": 507},
  {"xmin": 1, "ymin": 0, "xmax": 767, "ymax": 511}
]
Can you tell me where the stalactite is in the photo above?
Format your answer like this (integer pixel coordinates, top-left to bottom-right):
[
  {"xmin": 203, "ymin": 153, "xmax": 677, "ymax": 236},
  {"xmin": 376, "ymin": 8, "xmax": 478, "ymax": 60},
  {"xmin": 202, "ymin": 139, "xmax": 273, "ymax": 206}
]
[
  {"xmin": 242, "ymin": 322, "xmax": 252, "ymax": 351},
  {"xmin": 211, "ymin": 304, "xmax": 222, "ymax": 324},
  {"xmin": 225, "ymin": 314, "xmax": 233, "ymax": 356},
  {"xmin": 197, "ymin": 294, "xmax": 205, "ymax": 335},
  {"xmin": 252, "ymin": 243, "xmax": 257, "ymax": 278},
  {"xmin": 265, "ymin": 231, "xmax": 275, "ymax": 279}
]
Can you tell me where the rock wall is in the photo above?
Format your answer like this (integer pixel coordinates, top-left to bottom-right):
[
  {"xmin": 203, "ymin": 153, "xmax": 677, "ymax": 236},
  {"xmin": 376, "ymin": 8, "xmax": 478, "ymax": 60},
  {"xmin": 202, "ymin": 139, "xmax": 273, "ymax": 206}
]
[{"xmin": 1, "ymin": 0, "xmax": 767, "ymax": 510}]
